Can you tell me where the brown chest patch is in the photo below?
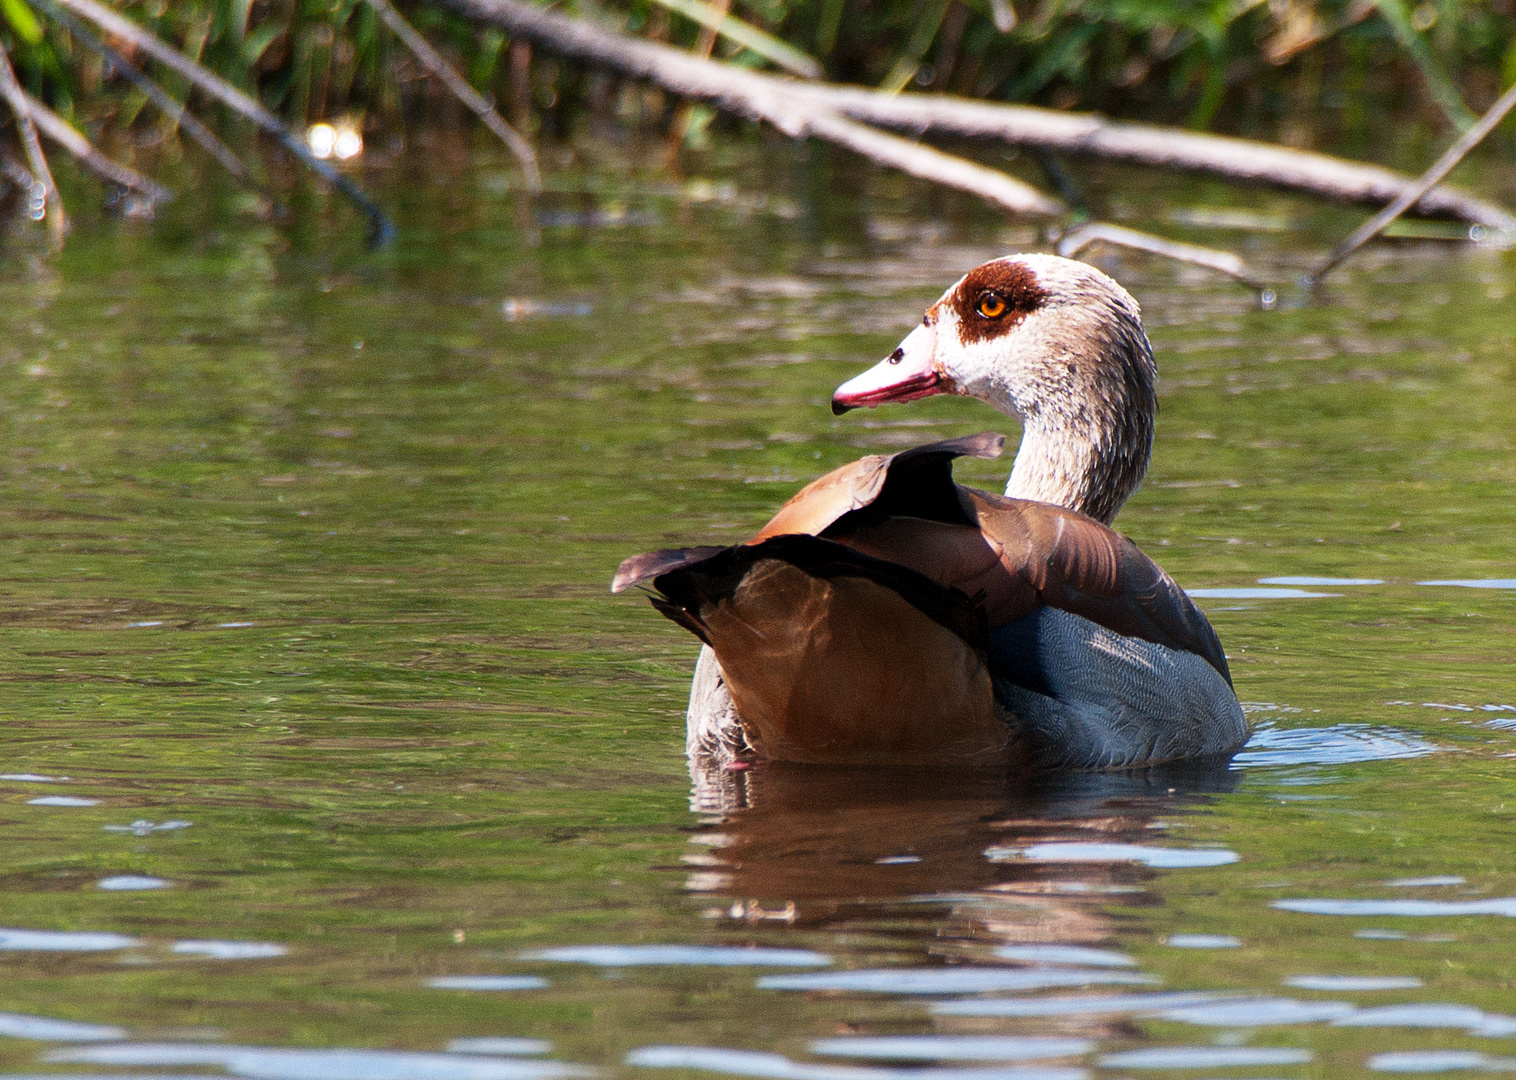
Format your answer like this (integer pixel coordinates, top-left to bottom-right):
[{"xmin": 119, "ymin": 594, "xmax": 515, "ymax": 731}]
[{"xmin": 946, "ymin": 260, "xmax": 1049, "ymax": 345}]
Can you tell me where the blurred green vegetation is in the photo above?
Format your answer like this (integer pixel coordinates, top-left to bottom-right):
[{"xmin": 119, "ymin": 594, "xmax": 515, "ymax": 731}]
[{"xmin": 1, "ymin": 0, "xmax": 1514, "ymax": 167}]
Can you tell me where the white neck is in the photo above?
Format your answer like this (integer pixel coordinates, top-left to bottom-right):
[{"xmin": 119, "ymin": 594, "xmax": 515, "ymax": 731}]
[
  {"xmin": 1000, "ymin": 404, "xmax": 1149, "ymax": 526},
  {"xmin": 1004, "ymin": 421, "xmax": 1096, "ymax": 512}
]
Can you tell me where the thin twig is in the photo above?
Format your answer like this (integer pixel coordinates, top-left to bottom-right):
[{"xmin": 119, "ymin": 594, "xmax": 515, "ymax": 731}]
[
  {"xmin": 437, "ymin": 0, "xmax": 1065, "ymax": 218},
  {"xmin": 364, "ymin": 0, "xmax": 541, "ymax": 192},
  {"xmin": 22, "ymin": 90, "xmax": 174, "ymax": 205},
  {"xmin": 1058, "ymin": 222, "xmax": 1266, "ymax": 290},
  {"xmin": 31, "ymin": 0, "xmax": 259, "ymax": 188},
  {"xmin": 1308, "ymin": 78, "xmax": 1516, "ymax": 284},
  {"xmin": 52, "ymin": 0, "xmax": 395, "ymax": 244},
  {"xmin": 0, "ymin": 42, "xmax": 66, "ymax": 245}
]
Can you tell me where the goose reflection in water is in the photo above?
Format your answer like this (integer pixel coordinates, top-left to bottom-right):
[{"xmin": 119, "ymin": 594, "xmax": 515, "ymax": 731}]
[{"xmin": 683, "ymin": 760, "xmax": 1238, "ymax": 955}]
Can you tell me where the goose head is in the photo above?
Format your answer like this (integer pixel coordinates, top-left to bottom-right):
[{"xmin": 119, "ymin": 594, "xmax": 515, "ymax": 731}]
[{"xmin": 831, "ymin": 254, "xmax": 1156, "ymax": 526}]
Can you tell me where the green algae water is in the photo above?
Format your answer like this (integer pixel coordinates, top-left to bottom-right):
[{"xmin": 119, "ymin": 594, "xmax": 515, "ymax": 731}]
[{"xmin": 0, "ymin": 144, "xmax": 1513, "ymax": 1079}]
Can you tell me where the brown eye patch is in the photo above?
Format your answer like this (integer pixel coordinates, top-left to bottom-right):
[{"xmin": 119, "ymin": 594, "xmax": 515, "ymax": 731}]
[{"xmin": 949, "ymin": 260, "xmax": 1048, "ymax": 345}]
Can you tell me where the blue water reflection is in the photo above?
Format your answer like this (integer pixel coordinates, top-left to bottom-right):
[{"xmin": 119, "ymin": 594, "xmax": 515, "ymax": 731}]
[
  {"xmin": 1157, "ymin": 997, "xmax": 1355, "ymax": 1026},
  {"xmin": 1275, "ymin": 898, "xmax": 1516, "ymax": 916},
  {"xmin": 1284, "ymin": 975, "xmax": 1422, "ymax": 990},
  {"xmin": 757, "ymin": 969, "xmax": 1157, "ymax": 994},
  {"xmin": 520, "ymin": 945, "xmax": 830, "ymax": 966},
  {"xmin": 807, "ymin": 1036, "xmax": 1092, "ymax": 1061},
  {"xmin": 987, "ymin": 843, "xmax": 1238, "ymax": 868},
  {"xmin": 1236, "ymin": 723, "xmax": 1439, "ymax": 767},
  {"xmin": 427, "ymin": 976, "xmax": 551, "ymax": 991},
  {"xmin": 992, "ymin": 945, "xmax": 1135, "ymax": 967},
  {"xmin": 931, "ymin": 992, "xmax": 1228, "ymax": 1018},
  {"xmin": 627, "ymin": 1046, "xmax": 1088, "ymax": 1080},
  {"xmin": 0, "ymin": 929, "xmax": 138, "ymax": 951},
  {"xmin": 47, "ymin": 1043, "xmax": 593, "ymax": 1080},
  {"xmin": 1097, "ymin": 1047, "xmax": 1312, "ymax": 1068}
]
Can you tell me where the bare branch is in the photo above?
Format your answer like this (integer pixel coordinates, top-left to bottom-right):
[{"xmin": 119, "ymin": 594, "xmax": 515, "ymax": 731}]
[
  {"xmin": 22, "ymin": 91, "xmax": 174, "ymax": 206},
  {"xmin": 364, "ymin": 0, "xmax": 541, "ymax": 192},
  {"xmin": 1057, "ymin": 222, "xmax": 1266, "ymax": 290},
  {"xmin": 1309, "ymin": 79, "xmax": 1516, "ymax": 283},
  {"xmin": 435, "ymin": 0, "xmax": 1065, "ymax": 218},
  {"xmin": 0, "ymin": 42, "xmax": 66, "ymax": 245},
  {"xmin": 788, "ymin": 85, "xmax": 1516, "ymax": 231},
  {"xmin": 51, "ymin": 0, "xmax": 395, "ymax": 243}
]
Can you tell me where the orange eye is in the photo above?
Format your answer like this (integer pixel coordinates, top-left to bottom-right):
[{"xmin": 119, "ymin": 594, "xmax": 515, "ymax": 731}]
[{"xmin": 975, "ymin": 292, "xmax": 1007, "ymax": 319}]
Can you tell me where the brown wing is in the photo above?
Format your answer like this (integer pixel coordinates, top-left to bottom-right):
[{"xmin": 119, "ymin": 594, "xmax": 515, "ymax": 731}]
[
  {"xmin": 613, "ymin": 431, "xmax": 1228, "ymax": 696},
  {"xmin": 961, "ymin": 489, "xmax": 1234, "ymax": 686},
  {"xmin": 752, "ymin": 432, "xmax": 1004, "ymax": 541}
]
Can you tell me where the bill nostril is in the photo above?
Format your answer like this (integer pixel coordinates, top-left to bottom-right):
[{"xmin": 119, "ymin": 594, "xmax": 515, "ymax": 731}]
[{"xmin": 887, "ymin": 348, "xmax": 904, "ymax": 365}]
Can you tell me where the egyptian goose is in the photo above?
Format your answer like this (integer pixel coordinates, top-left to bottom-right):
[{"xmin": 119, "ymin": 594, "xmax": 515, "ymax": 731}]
[{"xmin": 613, "ymin": 255, "xmax": 1247, "ymax": 771}]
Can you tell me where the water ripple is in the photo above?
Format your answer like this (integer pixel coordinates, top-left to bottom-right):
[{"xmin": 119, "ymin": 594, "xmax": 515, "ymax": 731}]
[
  {"xmin": 757, "ymin": 968, "xmax": 1157, "ymax": 995},
  {"xmin": 0, "ymin": 1011, "xmax": 125, "ymax": 1041},
  {"xmin": 627, "ymin": 1046, "xmax": 1087, "ymax": 1080},
  {"xmin": 991, "ymin": 946, "xmax": 1135, "ymax": 968},
  {"xmin": 1098, "ymin": 1046, "xmax": 1312, "ymax": 1068},
  {"xmin": 448, "ymin": 1041, "xmax": 553, "ymax": 1056},
  {"xmin": 520, "ymin": 946, "xmax": 830, "ymax": 967},
  {"xmin": 1284, "ymin": 975, "xmax": 1422, "ymax": 990},
  {"xmin": 47, "ymin": 1043, "xmax": 593, "ymax": 1080},
  {"xmin": 1165, "ymin": 934, "xmax": 1242, "ymax": 949},
  {"xmin": 427, "ymin": 976, "xmax": 550, "ymax": 991},
  {"xmin": 1158, "ymin": 997, "xmax": 1356, "ymax": 1026},
  {"xmin": 808, "ymin": 1037, "xmax": 1091, "ymax": 1062},
  {"xmin": 172, "ymin": 940, "xmax": 288, "ymax": 960},
  {"xmin": 1235, "ymin": 723, "xmax": 1440, "ymax": 767},
  {"xmin": 988, "ymin": 843, "xmax": 1237, "ymax": 868},
  {"xmin": 1370, "ymin": 1050, "xmax": 1516, "ymax": 1072},
  {"xmin": 1335, "ymin": 1003, "xmax": 1516, "ymax": 1036},
  {"xmin": 1275, "ymin": 898, "xmax": 1516, "ymax": 916},
  {"xmin": 931, "ymin": 992, "xmax": 1227, "ymax": 1018},
  {"xmin": 0, "ymin": 929, "xmax": 139, "ymax": 951}
]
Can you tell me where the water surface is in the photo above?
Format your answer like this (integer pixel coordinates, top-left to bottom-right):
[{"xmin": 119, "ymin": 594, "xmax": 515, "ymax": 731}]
[{"xmin": 0, "ymin": 142, "xmax": 1513, "ymax": 1079}]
